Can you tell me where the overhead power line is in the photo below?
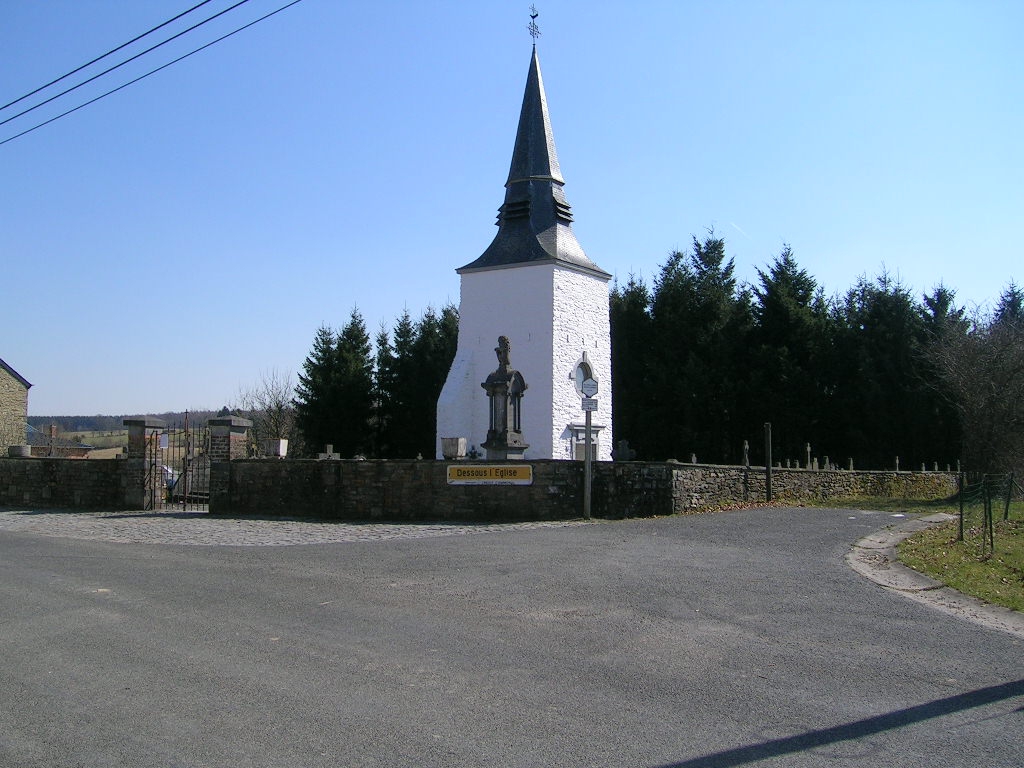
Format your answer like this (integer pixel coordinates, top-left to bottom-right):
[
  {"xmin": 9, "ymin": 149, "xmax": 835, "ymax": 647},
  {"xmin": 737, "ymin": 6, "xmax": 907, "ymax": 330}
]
[
  {"xmin": 1, "ymin": 0, "xmax": 256, "ymax": 129},
  {"xmin": 0, "ymin": 0, "xmax": 217, "ymax": 113},
  {"xmin": 0, "ymin": 0, "xmax": 304, "ymax": 148}
]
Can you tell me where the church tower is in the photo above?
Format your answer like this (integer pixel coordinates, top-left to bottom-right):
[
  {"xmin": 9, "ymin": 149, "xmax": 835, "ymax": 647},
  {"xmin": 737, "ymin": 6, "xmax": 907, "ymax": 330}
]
[{"xmin": 436, "ymin": 44, "xmax": 613, "ymax": 461}]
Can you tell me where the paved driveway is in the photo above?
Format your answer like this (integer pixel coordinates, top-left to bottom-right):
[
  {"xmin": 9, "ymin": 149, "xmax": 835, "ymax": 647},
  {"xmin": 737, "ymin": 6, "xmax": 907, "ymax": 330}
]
[{"xmin": 1, "ymin": 506, "xmax": 1021, "ymax": 767}]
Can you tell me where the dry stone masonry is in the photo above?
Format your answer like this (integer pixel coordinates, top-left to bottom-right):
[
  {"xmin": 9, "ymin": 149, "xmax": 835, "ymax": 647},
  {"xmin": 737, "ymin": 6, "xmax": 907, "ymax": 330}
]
[{"xmin": 0, "ymin": 358, "xmax": 31, "ymax": 450}]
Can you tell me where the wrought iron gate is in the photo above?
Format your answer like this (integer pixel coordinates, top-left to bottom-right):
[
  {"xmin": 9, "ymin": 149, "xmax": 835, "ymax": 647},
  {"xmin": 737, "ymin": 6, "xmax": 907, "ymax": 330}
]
[{"xmin": 153, "ymin": 416, "xmax": 210, "ymax": 512}]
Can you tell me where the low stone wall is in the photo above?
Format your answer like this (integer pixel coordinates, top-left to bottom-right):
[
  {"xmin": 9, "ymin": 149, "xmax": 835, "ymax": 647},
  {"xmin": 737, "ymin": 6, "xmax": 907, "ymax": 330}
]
[
  {"xmin": 212, "ymin": 460, "xmax": 586, "ymax": 522},
  {"xmin": 651, "ymin": 463, "xmax": 958, "ymax": 512},
  {"xmin": 211, "ymin": 459, "xmax": 959, "ymax": 521},
  {"xmin": 0, "ymin": 457, "xmax": 136, "ymax": 509},
  {"xmin": 762, "ymin": 465, "xmax": 958, "ymax": 504},
  {"xmin": 0, "ymin": 455, "xmax": 958, "ymax": 518}
]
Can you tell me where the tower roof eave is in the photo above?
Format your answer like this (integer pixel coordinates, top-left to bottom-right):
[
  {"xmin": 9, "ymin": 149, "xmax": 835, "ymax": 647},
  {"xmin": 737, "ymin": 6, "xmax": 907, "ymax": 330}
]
[
  {"xmin": 457, "ymin": 258, "xmax": 612, "ymax": 282},
  {"xmin": 457, "ymin": 225, "xmax": 612, "ymax": 280}
]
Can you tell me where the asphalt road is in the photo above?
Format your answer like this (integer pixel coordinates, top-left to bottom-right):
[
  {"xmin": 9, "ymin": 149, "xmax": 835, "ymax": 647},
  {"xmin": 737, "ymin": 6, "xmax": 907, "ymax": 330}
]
[{"xmin": 1, "ymin": 506, "xmax": 1021, "ymax": 767}]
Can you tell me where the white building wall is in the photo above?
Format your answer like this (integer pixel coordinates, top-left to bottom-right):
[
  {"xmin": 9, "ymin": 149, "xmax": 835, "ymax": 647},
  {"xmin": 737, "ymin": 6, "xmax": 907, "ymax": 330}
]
[
  {"xmin": 437, "ymin": 265, "xmax": 554, "ymax": 458},
  {"xmin": 551, "ymin": 266, "xmax": 613, "ymax": 461},
  {"xmin": 437, "ymin": 262, "xmax": 613, "ymax": 461}
]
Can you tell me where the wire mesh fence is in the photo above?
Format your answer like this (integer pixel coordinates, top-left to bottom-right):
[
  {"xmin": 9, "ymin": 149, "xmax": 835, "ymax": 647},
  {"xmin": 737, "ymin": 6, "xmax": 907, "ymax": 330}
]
[{"xmin": 957, "ymin": 473, "xmax": 1021, "ymax": 555}]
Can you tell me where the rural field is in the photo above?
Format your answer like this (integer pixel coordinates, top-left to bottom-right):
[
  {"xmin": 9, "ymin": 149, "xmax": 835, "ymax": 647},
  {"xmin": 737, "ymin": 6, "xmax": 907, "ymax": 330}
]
[{"xmin": 68, "ymin": 430, "xmax": 128, "ymax": 449}]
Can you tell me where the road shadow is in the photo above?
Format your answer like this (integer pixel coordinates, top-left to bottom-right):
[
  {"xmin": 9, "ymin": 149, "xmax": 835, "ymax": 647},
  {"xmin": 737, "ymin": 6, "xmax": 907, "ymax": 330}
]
[{"xmin": 654, "ymin": 679, "xmax": 1024, "ymax": 768}]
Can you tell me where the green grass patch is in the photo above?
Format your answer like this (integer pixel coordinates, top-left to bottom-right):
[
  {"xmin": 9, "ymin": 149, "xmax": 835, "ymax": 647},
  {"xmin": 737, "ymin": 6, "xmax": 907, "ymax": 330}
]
[
  {"xmin": 898, "ymin": 517, "xmax": 1024, "ymax": 612},
  {"xmin": 807, "ymin": 495, "xmax": 1024, "ymax": 611}
]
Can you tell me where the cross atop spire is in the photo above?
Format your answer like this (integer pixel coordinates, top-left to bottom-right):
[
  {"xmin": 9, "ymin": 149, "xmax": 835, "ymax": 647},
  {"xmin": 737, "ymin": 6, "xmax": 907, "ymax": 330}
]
[{"xmin": 528, "ymin": 5, "xmax": 541, "ymax": 44}]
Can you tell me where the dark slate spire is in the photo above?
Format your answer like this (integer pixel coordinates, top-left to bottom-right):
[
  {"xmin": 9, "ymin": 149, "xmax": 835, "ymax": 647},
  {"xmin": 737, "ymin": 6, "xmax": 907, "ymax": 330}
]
[
  {"xmin": 506, "ymin": 46, "xmax": 563, "ymax": 188},
  {"xmin": 458, "ymin": 48, "xmax": 609, "ymax": 278}
]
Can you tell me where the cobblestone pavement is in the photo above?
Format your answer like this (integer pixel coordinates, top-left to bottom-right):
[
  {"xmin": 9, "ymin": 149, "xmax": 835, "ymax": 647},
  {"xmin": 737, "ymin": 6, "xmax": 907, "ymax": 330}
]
[{"xmin": 0, "ymin": 507, "xmax": 593, "ymax": 546}]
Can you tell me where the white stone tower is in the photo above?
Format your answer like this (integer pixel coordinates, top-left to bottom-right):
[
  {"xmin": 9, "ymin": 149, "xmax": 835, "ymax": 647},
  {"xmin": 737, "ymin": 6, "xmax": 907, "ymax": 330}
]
[{"xmin": 436, "ymin": 46, "xmax": 613, "ymax": 461}]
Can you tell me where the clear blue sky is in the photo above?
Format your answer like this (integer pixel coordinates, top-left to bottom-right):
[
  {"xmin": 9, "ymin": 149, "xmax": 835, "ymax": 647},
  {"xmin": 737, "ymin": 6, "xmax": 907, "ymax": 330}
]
[{"xmin": 3, "ymin": 0, "xmax": 1021, "ymax": 416}]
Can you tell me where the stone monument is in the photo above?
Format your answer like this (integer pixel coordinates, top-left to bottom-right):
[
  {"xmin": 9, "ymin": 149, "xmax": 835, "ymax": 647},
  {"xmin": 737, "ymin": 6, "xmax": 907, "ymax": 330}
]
[{"xmin": 480, "ymin": 336, "xmax": 529, "ymax": 460}]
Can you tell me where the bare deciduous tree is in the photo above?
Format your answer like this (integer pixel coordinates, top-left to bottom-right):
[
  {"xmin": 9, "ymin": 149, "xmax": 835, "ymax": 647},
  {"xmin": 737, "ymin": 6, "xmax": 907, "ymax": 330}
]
[
  {"xmin": 235, "ymin": 369, "xmax": 301, "ymax": 456},
  {"xmin": 927, "ymin": 310, "xmax": 1024, "ymax": 474}
]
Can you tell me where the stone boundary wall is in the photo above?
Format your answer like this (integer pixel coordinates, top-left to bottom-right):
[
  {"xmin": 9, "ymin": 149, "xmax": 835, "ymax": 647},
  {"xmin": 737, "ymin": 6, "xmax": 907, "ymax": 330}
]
[
  {"xmin": 212, "ymin": 460, "xmax": 584, "ymax": 522},
  {"xmin": 653, "ymin": 463, "xmax": 958, "ymax": 513},
  {"xmin": 0, "ymin": 456, "xmax": 958, "ymax": 518},
  {"xmin": 211, "ymin": 459, "xmax": 959, "ymax": 521},
  {"xmin": 0, "ymin": 457, "xmax": 137, "ymax": 509}
]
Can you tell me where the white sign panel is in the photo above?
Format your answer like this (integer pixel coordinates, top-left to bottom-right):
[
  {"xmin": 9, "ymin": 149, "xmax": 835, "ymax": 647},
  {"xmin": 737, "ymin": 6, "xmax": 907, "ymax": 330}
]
[{"xmin": 582, "ymin": 397, "xmax": 598, "ymax": 412}]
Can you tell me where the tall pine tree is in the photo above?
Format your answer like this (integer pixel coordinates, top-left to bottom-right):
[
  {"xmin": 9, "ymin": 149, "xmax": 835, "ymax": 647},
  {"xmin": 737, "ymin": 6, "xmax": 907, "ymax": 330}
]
[
  {"xmin": 380, "ymin": 309, "xmax": 419, "ymax": 458},
  {"xmin": 293, "ymin": 325, "xmax": 340, "ymax": 454},
  {"xmin": 293, "ymin": 310, "xmax": 376, "ymax": 458},
  {"xmin": 411, "ymin": 305, "xmax": 458, "ymax": 456},
  {"xmin": 373, "ymin": 323, "xmax": 395, "ymax": 458},
  {"xmin": 374, "ymin": 305, "xmax": 458, "ymax": 458},
  {"xmin": 749, "ymin": 246, "xmax": 832, "ymax": 461},
  {"xmin": 334, "ymin": 309, "xmax": 375, "ymax": 457},
  {"xmin": 646, "ymin": 233, "xmax": 752, "ymax": 462},
  {"xmin": 831, "ymin": 273, "xmax": 933, "ymax": 468},
  {"xmin": 610, "ymin": 274, "xmax": 653, "ymax": 455}
]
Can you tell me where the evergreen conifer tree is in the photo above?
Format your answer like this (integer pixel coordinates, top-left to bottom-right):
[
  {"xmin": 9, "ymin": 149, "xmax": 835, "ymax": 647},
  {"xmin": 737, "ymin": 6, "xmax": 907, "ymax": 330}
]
[
  {"xmin": 749, "ymin": 247, "xmax": 832, "ymax": 461},
  {"xmin": 373, "ymin": 324, "xmax": 394, "ymax": 457},
  {"xmin": 293, "ymin": 325, "xmax": 339, "ymax": 454},
  {"xmin": 333, "ymin": 309, "xmax": 375, "ymax": 458},
  {"xmin": 381, "ymin": 309, "xmax": 418, "ymax": 457},
  {"xmin": 647, "ymin": 233, "xmax": 751, "ymax": 462},
  {"xmin": 610, "ymin": 274, "xmax": 652, "ymax": 456},
  {"xmin": 831, "ymin": 273, "xmax": 932, "ymax": 468}
]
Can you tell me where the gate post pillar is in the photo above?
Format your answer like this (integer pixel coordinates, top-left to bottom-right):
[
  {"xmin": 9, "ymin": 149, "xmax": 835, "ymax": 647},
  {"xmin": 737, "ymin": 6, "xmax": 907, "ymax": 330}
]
[
  {"xmin": 207, "ymin": 416, "xmax": 252, "ymax": 514},
  {"xmin": 123, "ymin": 417, "xmax": 166, "ymax": 510},
  {"xmin": 208, "ymin": 416, "xmax": 252, "ymax": 461}
]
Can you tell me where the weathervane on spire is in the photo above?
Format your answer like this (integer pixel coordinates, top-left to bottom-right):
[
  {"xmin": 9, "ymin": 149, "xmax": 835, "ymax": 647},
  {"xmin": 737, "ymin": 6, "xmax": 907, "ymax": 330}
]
[{"xmin": 528, "ymin": 5, "xmax": 541, "ymax": 44}]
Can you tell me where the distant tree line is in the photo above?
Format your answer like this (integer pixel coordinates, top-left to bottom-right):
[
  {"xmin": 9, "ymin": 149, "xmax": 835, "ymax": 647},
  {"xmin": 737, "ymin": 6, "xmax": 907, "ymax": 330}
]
[
  {"xmin": 27, "ymin": 411, "xmax": 218, "ymax": 434},
  {"xmin": 611, "ymin": 232, "xmax": 1023, "ymax": 473}
]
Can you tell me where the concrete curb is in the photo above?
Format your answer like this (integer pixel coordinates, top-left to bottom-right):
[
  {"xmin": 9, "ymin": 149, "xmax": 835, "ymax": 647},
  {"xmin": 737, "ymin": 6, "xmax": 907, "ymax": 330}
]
[{"xmin": 847, "ymin": 512, "xmax": 1024, "ymax": 640}]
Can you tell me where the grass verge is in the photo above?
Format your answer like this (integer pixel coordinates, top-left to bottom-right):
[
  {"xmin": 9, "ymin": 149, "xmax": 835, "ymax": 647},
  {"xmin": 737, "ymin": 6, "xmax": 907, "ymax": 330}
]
[
  {"xmin": 811, "ymin": 496, "xmax": 1024, "ymax": 612},
  {"xmin": 898, "ymin": 510, "xmax": 1024, "ymax": 613}
]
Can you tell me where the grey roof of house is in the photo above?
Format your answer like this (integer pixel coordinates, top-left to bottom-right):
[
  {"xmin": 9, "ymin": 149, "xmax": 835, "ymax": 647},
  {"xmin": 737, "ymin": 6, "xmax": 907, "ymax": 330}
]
[
  {"xmin": 458, "ymin": 47, "xmax": 610, "ymax": 280},
  {"xmin": 0, "ymin": 357, "xmax": 31, "ymax": 389}
]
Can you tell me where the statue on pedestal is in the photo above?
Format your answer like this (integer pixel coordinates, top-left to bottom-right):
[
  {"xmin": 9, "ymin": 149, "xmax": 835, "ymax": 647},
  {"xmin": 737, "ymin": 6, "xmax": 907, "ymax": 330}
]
[{"xmin": 481, "ymin": 336, "xmax": 529, "ymax": 460}]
